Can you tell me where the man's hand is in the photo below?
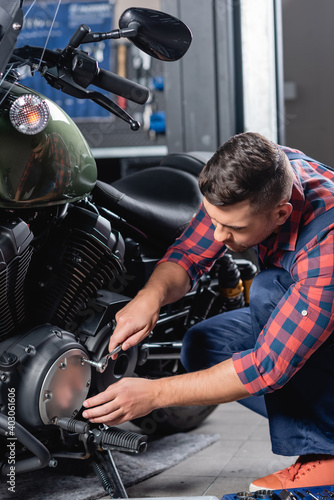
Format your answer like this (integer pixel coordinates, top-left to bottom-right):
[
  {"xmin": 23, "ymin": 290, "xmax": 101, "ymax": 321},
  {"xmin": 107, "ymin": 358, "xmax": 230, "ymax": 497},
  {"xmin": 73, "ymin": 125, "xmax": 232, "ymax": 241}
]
[
  {"xmin": 82, "ymin": 377, "xmax": 159, "ymax": 426},
  {"xmin": 108, "ymin": 290, "xmax": 160, "ymax": 354},
  {"xmin": 108, "ymin": 262, "xmax": 191, "ymax": 354}
]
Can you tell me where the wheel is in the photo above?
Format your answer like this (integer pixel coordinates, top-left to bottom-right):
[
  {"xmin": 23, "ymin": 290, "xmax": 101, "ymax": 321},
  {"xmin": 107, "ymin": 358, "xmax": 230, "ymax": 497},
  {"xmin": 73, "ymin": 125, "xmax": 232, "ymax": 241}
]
[
  {"xmin": 133, "ymin": 355, "xmax": 217, "ymax": 435},
  {"xmin": 132, "ymin": 404, "xmax": 217, "ymax": 436}
]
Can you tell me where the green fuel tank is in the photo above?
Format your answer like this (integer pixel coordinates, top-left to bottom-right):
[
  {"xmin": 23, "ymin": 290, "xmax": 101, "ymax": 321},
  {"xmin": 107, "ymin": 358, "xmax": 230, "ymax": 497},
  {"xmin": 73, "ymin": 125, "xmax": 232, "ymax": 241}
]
[{"xmin": 0, "ymin": 82, "xmax": 97, "ymax": 208}]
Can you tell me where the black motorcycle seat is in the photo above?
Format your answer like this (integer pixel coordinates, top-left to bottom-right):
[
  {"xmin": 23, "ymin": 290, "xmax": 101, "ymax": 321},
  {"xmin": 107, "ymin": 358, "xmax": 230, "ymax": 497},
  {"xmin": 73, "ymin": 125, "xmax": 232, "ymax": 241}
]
[
  {"xmin": 160, "ymin": 151, "xmax": 213, "ymax": 176},
  {"xmin": 93, "ymin": 164, "xmax": 204, "ymax": 250}
]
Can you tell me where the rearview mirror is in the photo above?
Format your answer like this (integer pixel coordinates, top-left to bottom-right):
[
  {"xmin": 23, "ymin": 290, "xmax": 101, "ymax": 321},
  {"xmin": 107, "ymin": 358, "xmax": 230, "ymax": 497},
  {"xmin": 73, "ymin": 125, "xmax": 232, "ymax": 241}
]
[{"xmin": 119, "ymin": 8, "xmax": 192, "ymax": 62}]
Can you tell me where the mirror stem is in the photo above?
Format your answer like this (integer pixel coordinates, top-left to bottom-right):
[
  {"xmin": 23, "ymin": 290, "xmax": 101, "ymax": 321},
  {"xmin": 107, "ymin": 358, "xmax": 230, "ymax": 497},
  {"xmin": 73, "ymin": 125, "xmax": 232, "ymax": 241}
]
[
  {"xmin": 120, "ymin": 22, "xmax": 140, "ymax": 38},
  {"xmin": 82, "ymin": 22, "xmax": 140, "ymax": 44}
]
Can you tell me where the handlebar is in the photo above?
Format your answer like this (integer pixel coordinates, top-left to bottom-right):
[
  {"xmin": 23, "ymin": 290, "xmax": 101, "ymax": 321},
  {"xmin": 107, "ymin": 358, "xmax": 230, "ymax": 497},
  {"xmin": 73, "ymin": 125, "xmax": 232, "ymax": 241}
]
[
  {"xmin": 13, "ymin": 45, "xmax": 150, "ymax": 106},
  {"xmin": 63, "ymin": 24, "xmax": 150, "ymax": 105},
  {"xmin": 93, "ymin": 68, "xmax": 149, "ymax": 105},
  {"xmin": 2, "ymin": 7, "xmax": 192, "ymax": 127}
]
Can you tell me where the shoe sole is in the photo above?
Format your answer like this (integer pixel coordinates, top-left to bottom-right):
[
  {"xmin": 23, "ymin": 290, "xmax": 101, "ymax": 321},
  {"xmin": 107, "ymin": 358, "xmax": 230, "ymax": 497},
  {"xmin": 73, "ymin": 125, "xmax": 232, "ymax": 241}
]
[{"xmin": 249, "ymin": 483, "xmax": 275, "ymax": 492}]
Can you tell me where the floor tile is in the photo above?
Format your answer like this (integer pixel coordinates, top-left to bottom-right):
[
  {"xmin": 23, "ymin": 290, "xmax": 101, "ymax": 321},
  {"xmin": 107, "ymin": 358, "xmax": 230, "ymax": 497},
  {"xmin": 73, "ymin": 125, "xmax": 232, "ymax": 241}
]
[
  {"xmin": 204, "ymin": 476, "xmax": 254, "ymax": 497},
  {"xmin": 126, "ymin": 475, "xmax": 215, "ymax": 498},
  {"xmin": 161, "ymin": 454, "xmax": 230, "ymax": 477},
  {"xmin": 97, "ymin": 401, "xmax": 295, "ymax": 500}
]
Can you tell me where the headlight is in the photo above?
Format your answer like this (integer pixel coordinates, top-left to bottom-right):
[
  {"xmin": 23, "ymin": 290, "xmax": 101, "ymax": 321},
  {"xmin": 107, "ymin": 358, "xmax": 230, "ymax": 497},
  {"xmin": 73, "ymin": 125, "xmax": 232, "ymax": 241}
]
[{"xmin": 9, "ymin": 94, "xmax": 50, "ymax": 135}]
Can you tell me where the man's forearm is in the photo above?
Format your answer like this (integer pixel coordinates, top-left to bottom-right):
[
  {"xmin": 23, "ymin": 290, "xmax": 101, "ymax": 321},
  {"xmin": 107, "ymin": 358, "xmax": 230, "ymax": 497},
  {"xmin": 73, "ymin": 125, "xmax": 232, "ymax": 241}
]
[
  {"xmin": 153, "ymin": 358, "xmax": 250, "ymax": 408},
  {"xmin": 83, "ymin": 357, "xmax": 251, "ymax": 426},
  {"xmin": 141, "ymin": 261, "xmax": 192, "ymax": 307}
]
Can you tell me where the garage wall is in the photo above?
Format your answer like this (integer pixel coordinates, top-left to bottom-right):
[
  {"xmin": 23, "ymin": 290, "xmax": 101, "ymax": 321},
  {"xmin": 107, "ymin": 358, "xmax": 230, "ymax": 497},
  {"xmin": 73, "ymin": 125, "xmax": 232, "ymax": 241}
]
[
  {"xmin": 161, "ymin": 0, "xmax": 237, "ymax": 153},
  {"xmin": 282, "ymin": 0, "xmax": 334, "ymax": 164},
  {"xmin": 161, "ymin": 0, "xmax": 284, "ymax": 153}
]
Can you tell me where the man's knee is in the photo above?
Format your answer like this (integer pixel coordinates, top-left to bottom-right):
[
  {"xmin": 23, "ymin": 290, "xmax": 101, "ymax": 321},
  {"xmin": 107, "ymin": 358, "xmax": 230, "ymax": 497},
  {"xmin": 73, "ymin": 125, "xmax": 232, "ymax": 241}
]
[
  {"xmin": 180, "ymin": 322, "xmax": 207, "ymax": 372},
  {"xmin": 180, "ymin": 308, "xmax": 254, "ymax": 373},
  {"xmin": 249, "ymin": 268, "xmax": 294, "ymax": 305}
]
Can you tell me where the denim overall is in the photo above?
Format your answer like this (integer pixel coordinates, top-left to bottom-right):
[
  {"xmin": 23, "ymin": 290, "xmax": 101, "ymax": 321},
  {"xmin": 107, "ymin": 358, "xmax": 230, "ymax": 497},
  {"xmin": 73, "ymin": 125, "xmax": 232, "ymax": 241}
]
[{"xmin": 181, "ymin": 152, "xmax": 334, "ymax": 456}]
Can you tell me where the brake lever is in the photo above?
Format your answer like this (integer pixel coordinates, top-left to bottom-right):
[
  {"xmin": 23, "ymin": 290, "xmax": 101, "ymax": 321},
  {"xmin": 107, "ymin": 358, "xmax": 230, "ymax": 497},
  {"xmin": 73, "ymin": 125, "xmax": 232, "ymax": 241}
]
[
  {"xmin": 91, "ymin": 92, "xmax": 140, "ymax": 130},
  {"xmin": 42, "ymin": 64, "xmax": 140, "ymax": 130},
  {"xmin": 11, "ymin": 31, "xmax": 142, "ymax": 129}
]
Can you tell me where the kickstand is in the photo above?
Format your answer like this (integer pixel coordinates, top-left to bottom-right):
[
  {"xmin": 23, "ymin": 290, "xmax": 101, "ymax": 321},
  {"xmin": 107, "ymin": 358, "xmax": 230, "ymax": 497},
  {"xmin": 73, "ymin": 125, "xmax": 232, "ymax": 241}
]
[{"xmin": 92, "ymin": 450, "xmax": 128, "ymax": 498}]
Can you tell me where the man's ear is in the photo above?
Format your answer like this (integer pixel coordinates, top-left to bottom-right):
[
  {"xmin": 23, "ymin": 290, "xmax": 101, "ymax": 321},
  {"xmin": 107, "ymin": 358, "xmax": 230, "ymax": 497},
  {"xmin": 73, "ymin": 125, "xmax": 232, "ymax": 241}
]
[{"xmin": 276, "ymin": 202, "xmax": 293, "ymax": 226}]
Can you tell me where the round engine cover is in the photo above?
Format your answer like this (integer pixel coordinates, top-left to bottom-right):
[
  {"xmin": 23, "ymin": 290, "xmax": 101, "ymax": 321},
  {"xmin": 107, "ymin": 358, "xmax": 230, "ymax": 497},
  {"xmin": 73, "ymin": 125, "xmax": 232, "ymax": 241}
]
[
  {"xmin": 12, "ymin": 326, "xmax": 91, "ymax": 427},
  {"xmin": 39, "ymin": 348, "xmax": 91, "ymax": 424}
]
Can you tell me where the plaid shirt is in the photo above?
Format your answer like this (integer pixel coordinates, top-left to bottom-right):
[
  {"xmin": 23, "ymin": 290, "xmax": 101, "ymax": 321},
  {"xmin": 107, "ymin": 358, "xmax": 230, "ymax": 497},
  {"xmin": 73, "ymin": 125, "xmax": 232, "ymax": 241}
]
[{"xmin": 160, "ymin": 146, "xmax": 334, "ymax": 396}]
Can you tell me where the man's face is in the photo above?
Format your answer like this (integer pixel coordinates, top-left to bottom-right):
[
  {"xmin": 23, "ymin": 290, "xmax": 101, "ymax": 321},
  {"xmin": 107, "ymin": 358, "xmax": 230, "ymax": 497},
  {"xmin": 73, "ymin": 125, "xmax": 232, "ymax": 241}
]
[{"xmin": 203, "ymin": 198, "xmax": 281, "ymax": 252}]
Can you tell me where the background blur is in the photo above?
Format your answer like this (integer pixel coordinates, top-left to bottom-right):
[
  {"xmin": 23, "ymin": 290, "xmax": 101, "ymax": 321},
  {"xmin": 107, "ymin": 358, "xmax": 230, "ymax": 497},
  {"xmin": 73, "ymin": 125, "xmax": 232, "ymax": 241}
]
[{"xmin": 19, "ymin": 0, "xmax": 334, "ymax": 177}]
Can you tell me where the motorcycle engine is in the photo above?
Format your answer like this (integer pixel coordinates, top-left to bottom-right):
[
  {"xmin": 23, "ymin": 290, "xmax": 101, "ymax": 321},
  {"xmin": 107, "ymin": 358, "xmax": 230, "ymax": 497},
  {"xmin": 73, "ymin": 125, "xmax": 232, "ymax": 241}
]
[
  {"xmin": 0, "ymin": 206, "xmax": 127, "ymax": 429},
  {"xmin": 0, "ymin": 325, "xmax": 91, "ymax": 427}
]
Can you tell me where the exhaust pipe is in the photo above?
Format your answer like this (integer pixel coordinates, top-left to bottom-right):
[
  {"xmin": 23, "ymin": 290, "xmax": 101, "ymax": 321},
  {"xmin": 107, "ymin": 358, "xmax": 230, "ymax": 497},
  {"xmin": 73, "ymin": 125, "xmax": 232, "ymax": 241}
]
[{"xmin": 0, "ymin": 414, "xmax": 51, "ymax": 474}]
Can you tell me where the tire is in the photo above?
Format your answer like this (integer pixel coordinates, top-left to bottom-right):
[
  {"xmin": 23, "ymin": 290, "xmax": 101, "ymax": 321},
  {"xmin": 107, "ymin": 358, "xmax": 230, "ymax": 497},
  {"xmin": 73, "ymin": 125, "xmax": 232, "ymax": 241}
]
[
  {"xmin": 132, "ymin": 404, "xmax": 217, "ymax": 436},
  {"xmin": 133, "ymin": 355, "xmax": 217, "ymax": 435}
]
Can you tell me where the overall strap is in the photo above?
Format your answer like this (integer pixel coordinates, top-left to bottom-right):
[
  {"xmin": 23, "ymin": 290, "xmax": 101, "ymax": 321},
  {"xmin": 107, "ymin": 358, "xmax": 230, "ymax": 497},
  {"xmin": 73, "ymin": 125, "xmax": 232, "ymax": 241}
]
[
  {"xmin": 294, "ymin": 207, "xmax": 334, "ymax": 255},
  {"xmin": 280, "ymin": 205, "xmax": 334, "ymax": 271},
  {"xmin": 285, "ymin": 152, "xmax": 318, "ymax": 162},
  {"xmin": 285, "ymin": 151, "xmax": 334, "ymax": 173},
  {"xmin": 280, "ymin": 151, "xmax": 334, "ymax": 270}
]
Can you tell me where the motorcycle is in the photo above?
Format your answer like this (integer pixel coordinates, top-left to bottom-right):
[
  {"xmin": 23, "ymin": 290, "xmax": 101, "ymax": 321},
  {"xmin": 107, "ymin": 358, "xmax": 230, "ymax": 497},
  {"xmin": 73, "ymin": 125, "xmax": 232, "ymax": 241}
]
[{"xmin": 0, "ymin": 1, "xmax": 256, "ymax": 497}]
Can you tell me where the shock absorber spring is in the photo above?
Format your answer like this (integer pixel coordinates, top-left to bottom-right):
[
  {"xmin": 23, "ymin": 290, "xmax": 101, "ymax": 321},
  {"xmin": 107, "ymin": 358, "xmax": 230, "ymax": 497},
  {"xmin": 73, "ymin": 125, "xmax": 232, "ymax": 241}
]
[{"xmin": 218, "ymin": 254, "xmax": 245, "ymax": 311}]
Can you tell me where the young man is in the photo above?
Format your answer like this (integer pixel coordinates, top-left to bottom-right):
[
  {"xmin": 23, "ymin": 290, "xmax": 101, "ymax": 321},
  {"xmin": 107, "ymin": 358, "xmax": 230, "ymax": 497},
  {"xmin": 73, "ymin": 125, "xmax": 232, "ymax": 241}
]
[
  {"xmin": 83, "ymin": 132, "xmax": 334, "ymax": 489},
  {"xmin": 14, "ymin": 132, "xmax": 70, "ymax": 202}
]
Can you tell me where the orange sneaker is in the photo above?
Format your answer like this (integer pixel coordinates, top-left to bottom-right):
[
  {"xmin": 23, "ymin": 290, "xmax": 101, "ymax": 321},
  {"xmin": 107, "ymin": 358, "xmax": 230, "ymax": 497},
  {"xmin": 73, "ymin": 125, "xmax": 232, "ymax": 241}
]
[{"xmin": 249, "ymin": 455, "xmax": 334, "ymax": 491}]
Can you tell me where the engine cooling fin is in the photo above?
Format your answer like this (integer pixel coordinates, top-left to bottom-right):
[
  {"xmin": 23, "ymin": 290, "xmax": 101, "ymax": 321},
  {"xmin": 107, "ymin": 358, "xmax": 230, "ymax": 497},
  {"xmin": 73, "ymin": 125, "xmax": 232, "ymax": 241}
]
[
  {"xmin": 0, "ymin": 219, "xmax": 33, "ymax": 339},
  {"xmin": 0, "ymin": 246, "xmax": 33, "ymax": 338},
  {"xmin": 27, "ymin": 205, "xmax": 125, "ymax": 331}
]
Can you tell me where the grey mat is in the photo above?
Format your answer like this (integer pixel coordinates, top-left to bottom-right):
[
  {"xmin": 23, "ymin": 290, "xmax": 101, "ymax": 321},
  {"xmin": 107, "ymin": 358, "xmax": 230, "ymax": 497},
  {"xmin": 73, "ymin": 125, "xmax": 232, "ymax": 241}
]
[{"xmin": 0, "ymin": 433, "xmax": 220, "ymax": 500}]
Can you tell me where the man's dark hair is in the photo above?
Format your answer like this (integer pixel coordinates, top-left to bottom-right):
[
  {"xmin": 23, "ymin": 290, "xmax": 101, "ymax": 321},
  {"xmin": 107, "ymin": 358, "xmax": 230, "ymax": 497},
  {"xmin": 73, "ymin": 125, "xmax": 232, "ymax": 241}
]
[{"xmin": 198, "ymin": 132, "xmax": 293, "ymax": 212}]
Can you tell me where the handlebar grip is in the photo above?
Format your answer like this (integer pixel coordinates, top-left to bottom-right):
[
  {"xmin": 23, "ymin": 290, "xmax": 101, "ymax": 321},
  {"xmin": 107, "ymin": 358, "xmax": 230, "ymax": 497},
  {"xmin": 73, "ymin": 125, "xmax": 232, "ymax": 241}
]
[{"xmin": 93, "ymin": 68, "xmax": 150, "ymax": 105}]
